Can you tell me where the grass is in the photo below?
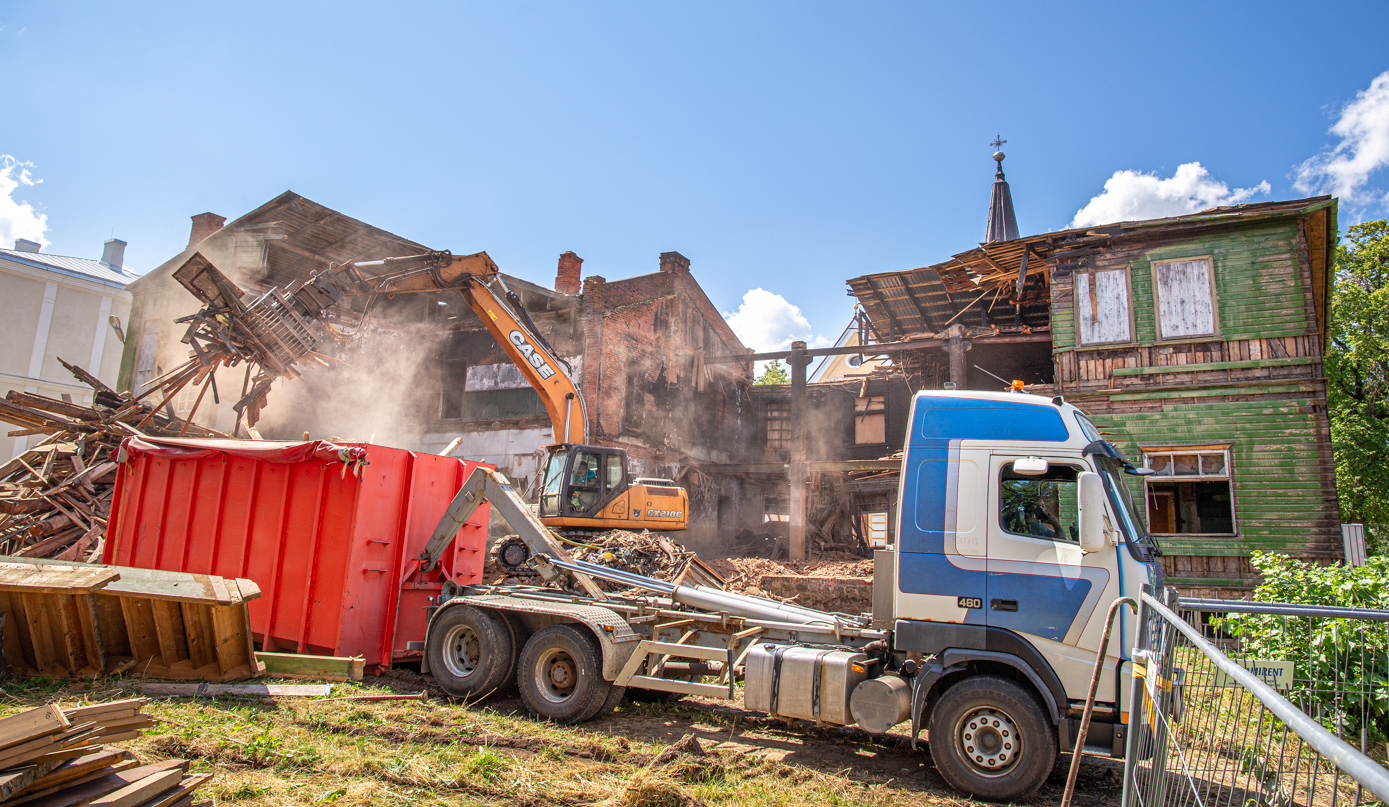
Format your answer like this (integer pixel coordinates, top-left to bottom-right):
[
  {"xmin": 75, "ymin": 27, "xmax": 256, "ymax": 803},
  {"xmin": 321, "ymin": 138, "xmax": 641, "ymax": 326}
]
[{"xmin": 0, "ymin": 672, "xmax": 1121, "ymax": 806}]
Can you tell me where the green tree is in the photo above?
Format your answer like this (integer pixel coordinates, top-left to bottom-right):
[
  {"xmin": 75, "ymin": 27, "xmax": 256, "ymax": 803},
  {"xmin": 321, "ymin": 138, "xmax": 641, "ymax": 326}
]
[
  {"xmin": 1327, "ymin": 220, "xmax": 1389, "ymax": 552},
  {"xmin": 755, "ymin": 359, "xmax": 789, "ymax": 385}
]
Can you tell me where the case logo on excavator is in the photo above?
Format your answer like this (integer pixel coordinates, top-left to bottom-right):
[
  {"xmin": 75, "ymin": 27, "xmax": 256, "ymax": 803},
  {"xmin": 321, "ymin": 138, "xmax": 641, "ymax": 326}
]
[{"xmin": 508, "ymin": 330, "xmax": 555, "ymax": 380}]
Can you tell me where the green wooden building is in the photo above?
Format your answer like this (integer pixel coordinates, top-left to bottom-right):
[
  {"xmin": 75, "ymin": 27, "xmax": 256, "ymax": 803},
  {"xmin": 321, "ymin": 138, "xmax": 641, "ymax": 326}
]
[{"xmin": 846, "ymin": 157, "xmax": 1339, "ymax": 595}]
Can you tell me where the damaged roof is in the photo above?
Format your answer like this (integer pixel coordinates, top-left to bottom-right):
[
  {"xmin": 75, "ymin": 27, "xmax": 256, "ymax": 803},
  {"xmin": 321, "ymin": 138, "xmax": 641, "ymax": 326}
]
[{"xmin": 847, "ymin": 195, "xmax": 1337, "ymax": 344}]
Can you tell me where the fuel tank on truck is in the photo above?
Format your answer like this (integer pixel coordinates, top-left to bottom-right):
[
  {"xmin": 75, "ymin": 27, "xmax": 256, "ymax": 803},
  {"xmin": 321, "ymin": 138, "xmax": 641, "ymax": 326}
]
[{"xmin": 104, "ymin": 436, "xmax": 491, "ymax": 672}]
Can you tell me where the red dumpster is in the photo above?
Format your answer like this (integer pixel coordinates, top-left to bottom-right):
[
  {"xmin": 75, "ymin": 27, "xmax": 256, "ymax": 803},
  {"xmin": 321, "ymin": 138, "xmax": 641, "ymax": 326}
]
[{"xmin": 104, "ymin": 437, "xmax": 490, "ymax": 672}]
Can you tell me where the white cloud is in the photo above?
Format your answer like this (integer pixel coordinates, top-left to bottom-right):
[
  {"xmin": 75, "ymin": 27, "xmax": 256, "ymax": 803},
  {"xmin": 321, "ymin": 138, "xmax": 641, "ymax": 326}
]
[
  {"xmin": 1069, "ymin": 162, "xmax": 1270, "ymax": 229},
  {"xmin": 722, "ymin": 288, "xmax": 832, "ymax": 353},
  {"xmin": 0, "ymin": 155, "xmax": 48, "ymax": 249},
  {"xmin": 1294, "ymin": 70, "xmax": 1389, "ymax": 204}
]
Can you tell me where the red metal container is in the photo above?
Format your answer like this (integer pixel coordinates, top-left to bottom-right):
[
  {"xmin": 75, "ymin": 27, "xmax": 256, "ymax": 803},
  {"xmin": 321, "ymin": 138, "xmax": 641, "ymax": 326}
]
[{"xmin": 105, "ymin": 437, "xmax": 490, "ymax": 671}]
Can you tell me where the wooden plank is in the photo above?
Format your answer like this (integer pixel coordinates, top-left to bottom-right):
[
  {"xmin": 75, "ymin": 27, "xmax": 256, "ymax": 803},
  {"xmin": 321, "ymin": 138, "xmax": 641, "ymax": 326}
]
[
  {"xmin": 0, "ymin": 563, "xmax": 117, "ymax": 595},
  {"xmin": 208, "ymin": 604, "xmax": 244, "ymax": 677},
  {"xmin": 16, "ymin": 761, "xmax": 185, "ymax": 807},
  {"xmin": 52, "ymin": 596, "xmax": 84, "ymax": 676},
  {"xmin": 0, "ymin": 756, "xmax": 67, "ymax": 801},
  {"xmin": 0, "ymin": 705, "xmax": 68, "ymax": 750},
  {"xmin": 74, "ymin": 592, "xmax": 106, "ymax": 676},
  {"xmin": 139, "ymin": 775, "xmax": 212, "ymax": 807},
  {"xmin": 20, "ymin": 593, "xmax": 58, "ymax": 674},
  {"xmin": 61, "ymin": 700, "xmax": 147, "ymax": 724},
  {"xmin": 136, "ymin": 682, "xmax": 332, "ymax": 698},
  {"xmin": 117, "ymin": 598, "xmax": 160, "ymax": 667},
  {"xmin": 178, "ymin": 604, "xmax": 216, "ymax": 671},
  {"xmin": 7, "ymin": 749, "xmax": 135, "ymax": 804},
  {"xmin": 150, "ymin": 600, "xmax": 187, "ymax": 667},
  {"xmin": 255, "ymin": 652, "xmax": 365, "ymax": 682}
]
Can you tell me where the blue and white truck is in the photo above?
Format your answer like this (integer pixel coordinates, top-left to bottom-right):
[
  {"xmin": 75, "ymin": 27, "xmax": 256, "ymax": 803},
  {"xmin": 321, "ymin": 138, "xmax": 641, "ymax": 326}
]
[{"xmin": 417, "ymin": 389, "xmax": 1161, "ymax": 801}]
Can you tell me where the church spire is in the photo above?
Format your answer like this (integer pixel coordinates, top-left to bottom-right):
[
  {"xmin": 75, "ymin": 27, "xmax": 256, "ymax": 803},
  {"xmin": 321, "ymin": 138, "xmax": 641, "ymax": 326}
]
[{"xmin": 985, "ymin": 135, "xmax": 1019, "ymax": 243}]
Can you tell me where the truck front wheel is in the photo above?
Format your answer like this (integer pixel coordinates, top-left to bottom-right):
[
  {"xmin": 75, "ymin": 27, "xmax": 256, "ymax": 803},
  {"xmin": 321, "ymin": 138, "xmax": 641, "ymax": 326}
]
[
  {"xmin": 426, "ymin": 606, "xmax": 515, "ymax": 698},
  {"xmin": 517, "ymin": 624, "xmax": 613, "ymax": 724},
  {"xmin": 927, "ymin": 675, "xmax": 1056, "ymax": 802}
]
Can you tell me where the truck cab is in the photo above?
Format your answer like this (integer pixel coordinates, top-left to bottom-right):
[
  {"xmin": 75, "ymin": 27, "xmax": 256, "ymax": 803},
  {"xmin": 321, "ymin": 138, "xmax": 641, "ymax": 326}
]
[{"xmin": 889, "ymin": 390, "xmax": 1160, "ymax": 799}]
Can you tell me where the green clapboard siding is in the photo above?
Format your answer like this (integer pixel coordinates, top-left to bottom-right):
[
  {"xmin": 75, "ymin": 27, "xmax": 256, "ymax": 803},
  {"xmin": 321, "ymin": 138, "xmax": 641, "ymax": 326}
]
[
  {"xmin": 1087, "ymin": 397, "xmax": 1336, "ymax": 557},
  {"xmin": 1052, "ymin": 220, "xmax": 1309, "ymax": 350}
]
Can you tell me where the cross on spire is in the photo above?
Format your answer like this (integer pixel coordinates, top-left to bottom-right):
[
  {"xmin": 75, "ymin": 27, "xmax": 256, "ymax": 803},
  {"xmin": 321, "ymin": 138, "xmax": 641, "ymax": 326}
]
[{"xmin": 990, "ymin": 135, "xmax": 1007, "ymax": 151}]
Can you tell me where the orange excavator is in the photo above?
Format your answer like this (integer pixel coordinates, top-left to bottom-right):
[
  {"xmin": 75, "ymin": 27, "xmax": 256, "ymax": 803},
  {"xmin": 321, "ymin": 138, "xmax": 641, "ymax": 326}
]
[{"xmin": 176, "ymin": 248, "xmax": 689, "ymax": 535}]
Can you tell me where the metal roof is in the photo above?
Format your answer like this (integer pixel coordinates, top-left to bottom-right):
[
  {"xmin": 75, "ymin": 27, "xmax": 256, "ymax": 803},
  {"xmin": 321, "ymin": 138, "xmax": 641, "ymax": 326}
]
[{"xmin": 0, "ymin": 248, "xmax": 138, "ymax": 290}]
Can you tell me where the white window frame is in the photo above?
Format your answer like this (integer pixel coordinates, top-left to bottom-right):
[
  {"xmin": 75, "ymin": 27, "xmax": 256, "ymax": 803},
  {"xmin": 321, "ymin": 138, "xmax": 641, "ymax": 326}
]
[
  {"xmin": 1074, "ymin": 267, "xmax": 1137, "ymax": 346},
  {"xmin": 1141, "ymin": 444, "xmax": 1237, "ymax": 536},
  {"xmin": 1150, "ymin": 255, "xmax": 1220, "ymax": 342}
]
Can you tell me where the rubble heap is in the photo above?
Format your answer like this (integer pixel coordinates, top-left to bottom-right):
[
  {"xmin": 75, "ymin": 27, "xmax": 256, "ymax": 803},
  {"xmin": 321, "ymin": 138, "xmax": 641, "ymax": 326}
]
[
  {"xmin": 490, "ymin": 530, "xmax": 725, "ymax": 590},
  {"xmin": 0, "ymin": 358, "xmax": 226, "ymax": 561}
]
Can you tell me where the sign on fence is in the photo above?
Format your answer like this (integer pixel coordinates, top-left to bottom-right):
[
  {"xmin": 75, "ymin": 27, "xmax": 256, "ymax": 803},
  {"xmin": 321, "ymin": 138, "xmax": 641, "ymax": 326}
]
[{"xmin": 1214, "ymin": 658, "xmax": 1293, "ymax": 690}]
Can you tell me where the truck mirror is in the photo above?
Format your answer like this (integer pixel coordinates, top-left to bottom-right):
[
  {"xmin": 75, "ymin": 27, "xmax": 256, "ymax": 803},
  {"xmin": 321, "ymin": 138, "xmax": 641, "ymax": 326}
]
[
  {"xmin": 1012, "ymin": 457, "xmax": 1049, "ymax": 476},
  {"xmin": 1077, "ymin": 472, "xmax": 1109, "ymax": 553}
]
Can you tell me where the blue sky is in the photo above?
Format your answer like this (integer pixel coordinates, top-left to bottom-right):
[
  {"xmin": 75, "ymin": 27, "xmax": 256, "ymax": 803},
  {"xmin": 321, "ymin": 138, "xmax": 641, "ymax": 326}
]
[{"xmin": 3, "ymin": 2, "xmax": 1388, "ymax": 351}]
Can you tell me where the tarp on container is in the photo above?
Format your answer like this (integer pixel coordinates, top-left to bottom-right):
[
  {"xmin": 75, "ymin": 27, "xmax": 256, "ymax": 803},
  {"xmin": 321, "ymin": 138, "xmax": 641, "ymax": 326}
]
[{"xmin": 118, "ymin": 436, "xmax": 367, "ymax": 465}]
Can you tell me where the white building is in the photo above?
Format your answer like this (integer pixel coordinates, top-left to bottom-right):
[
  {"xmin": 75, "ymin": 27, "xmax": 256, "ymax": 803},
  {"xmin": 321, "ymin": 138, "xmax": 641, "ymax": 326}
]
[{"xmin": 0, "ymin": 237, "xmax": 136, "ymax": 460}]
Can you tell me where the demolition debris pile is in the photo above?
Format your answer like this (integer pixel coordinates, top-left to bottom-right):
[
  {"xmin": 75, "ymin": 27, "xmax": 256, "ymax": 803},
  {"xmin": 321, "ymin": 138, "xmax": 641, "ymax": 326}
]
[
  {"xmin": 0, "ymin": 699, "xmax": 210, "ymax": 806},
  {"xmin": 0, "ymin": 358, "xmax": 226, "ymax": 561}
]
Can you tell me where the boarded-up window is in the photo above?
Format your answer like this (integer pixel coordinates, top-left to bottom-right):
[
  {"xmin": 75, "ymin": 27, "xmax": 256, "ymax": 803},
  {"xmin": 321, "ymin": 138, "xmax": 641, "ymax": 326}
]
[
  {"xmin": 1154, "ymin": 258, "xmax": 1216, "ymax": 339},
  {"xmin": 854, "ymin": 395, "xmax": 886, "ymax": 444},
  {"xmin": 1076, "ymin": 269, "xmax": 1131, "ymax": 344}
]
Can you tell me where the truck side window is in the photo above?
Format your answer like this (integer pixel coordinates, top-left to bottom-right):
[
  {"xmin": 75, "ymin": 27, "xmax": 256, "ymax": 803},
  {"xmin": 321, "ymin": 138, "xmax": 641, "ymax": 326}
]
[{"xmin": 999, "ymin": 462, "xmax": 1080, "ymax": 542}]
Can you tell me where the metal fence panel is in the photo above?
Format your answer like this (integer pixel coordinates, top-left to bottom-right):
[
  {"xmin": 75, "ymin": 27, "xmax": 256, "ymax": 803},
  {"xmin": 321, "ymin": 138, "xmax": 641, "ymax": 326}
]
[{"xmin": 1123, "ymin": 591, "xmax": 1389, "ymax": 807}]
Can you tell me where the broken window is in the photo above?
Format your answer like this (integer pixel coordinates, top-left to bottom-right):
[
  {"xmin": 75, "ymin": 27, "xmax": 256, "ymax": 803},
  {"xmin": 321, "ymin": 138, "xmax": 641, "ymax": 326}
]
[
  {"xmin": 764, "ymin": 400, "xmax": 791, "ymax": 450},
  {"xmin": 863, "ymin": 512, "xmax": 889, "ymax": 548},
  {"xmin": 1153, "ymin": 257, "xmax": 1217, "ymax": 340},
  {"xmin": 854, "ymin": 395, "xmax": 886, "ymax": 444},
  {"xmin": 1076, "ymin": 269, "xmax": 1132, "ymax": 345},
  {"xmin": 439, "ymin": 332, "xmax": 469, "ymax": 419},
  {"xmin": 763, "ymin": 495, "xmax": 789, "ymax": 523},
  {"xmin": 1142, "ymin": 446, "xmax": 1235, "ymax": 535}
]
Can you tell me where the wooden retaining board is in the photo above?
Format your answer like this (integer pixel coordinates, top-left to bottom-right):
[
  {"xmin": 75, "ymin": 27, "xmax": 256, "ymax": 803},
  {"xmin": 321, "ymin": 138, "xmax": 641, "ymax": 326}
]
[{"xmin": 0, "ymin": 560, "xmax": 264, "ymax": 682}]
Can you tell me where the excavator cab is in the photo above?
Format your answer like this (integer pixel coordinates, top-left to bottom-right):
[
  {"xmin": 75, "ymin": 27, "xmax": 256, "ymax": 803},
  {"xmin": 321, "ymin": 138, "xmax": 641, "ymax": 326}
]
[{"xmin": 538, "ymin": 445, "xmax": 689, "ymax": 532}]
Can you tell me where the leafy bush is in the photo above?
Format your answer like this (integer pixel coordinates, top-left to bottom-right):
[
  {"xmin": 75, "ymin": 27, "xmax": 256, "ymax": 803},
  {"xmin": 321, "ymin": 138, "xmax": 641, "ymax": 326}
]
[{"xmin": 1215, "ymin": 552, "xmax": 1389, "ymax": 741}]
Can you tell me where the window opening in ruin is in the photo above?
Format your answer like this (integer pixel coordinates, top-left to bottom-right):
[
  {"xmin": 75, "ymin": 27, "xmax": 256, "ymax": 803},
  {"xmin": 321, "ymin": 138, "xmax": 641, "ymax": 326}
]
[
  {"xmin": 863, "ymin": 512, "xmax": 889, "ymax": 548},
  {"xmin": 765, "ymin": 400, "xmax": 791, "ymax": 449},
  {"xmin": 1076, "ymin": 268, "xmax": 1132, "ymax": 345},
  {"xmin": 135, "ymin": 322, "xmax": 159, "ymax": 394},
  {"xmin": 999, "ymin": 461, "xmax": 1080, "ymax": 543},
  {"xmin": 763, "ymin": 495, "xmax": 789, "ymax": 523},
  {"xmin": 439, "ymin": 332, "xmax": 469, "ymax": 419},
  {"xmin": 1152, "ymin": 257, "xmax": 1218, "ymax": 340},
  {"xmin": 1142, "ymin": 446, "xmax": 1235, "ymax": 535},
  {"xmin": 854, "ymin": 395, "xmax": 886, "ymax": 444}
]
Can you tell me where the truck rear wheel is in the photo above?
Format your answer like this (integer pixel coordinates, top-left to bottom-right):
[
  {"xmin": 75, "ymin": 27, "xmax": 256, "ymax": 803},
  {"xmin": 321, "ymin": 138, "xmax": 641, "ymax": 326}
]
[
  {"xmin": 426, "ymin": 606, "xmax": 515, "ymax": 699},
  {"xmin": 517, "ymin": 624, "xmax": 612, "ymax": 724},
  {"xmin": 927, "ymin": 675, "xmax": 1056, "ymax": 802}
]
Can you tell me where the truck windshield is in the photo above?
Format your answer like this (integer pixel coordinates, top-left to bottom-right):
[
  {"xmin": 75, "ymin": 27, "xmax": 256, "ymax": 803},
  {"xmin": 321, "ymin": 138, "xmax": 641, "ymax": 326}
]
[
  {"xmin": 539, "ymin": 449, "xmax": 567, "ymax": 517},
  {"xmin": 1095, "ymin": 456, "xmax": 1151, "ymax": 544}
]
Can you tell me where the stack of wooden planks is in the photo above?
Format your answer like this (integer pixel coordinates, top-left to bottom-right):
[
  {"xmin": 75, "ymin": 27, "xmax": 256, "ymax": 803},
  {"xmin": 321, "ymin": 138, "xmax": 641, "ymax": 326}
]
[
  {"xmin": 0, "ymin": 359, "xmax": 228, "ymax": 562},
  {"xmin": 0, "ymin": 559, "xmax": 264, "ymax": 682},
  {"xmin": 0, "ymin": 700, "xmax": 210, "ymax": 806}
]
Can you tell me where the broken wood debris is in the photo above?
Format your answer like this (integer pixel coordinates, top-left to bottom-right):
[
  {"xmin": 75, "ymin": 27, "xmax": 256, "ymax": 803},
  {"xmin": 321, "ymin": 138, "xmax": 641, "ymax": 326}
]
[
  {"xmin": 0, "ymin": 700, "xmax": 211, "ymax": 806},
  {"xmin": 0, "ymin": 559, "xmax": 264, "ymax": 683},
  {"xmin": 0, "ymin": 359, "xmax": 230, "ymax": 562},
  {"xmin": 503, "ymin": 530, "xmax": 725, "ymax": 591}
]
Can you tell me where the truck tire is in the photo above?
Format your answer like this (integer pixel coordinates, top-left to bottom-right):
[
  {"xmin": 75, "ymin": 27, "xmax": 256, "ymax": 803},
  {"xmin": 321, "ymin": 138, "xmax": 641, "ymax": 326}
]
[
  {"xmin": 927, "ymin": 675, "xmax": 1056, "ymax": 802},
  {"xmin": 517, "ymin": 624, "xmax": 613, "ymax": 724},
  {"xmin": 426, "ymin": 606, "xmax": 516, "ymax": 699}
]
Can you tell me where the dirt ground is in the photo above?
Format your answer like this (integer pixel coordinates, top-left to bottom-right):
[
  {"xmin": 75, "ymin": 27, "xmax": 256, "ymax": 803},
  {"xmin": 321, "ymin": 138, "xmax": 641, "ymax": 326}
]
[{"xmin": 0, "ymin": 668, "xmax": 1123, "ymax": 806}]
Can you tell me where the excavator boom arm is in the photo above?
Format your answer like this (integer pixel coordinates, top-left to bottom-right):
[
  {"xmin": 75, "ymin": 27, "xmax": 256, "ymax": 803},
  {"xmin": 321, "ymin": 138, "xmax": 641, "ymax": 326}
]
[{"xmin": 324, "ymin": 251, "xmax": 588, "ymax": 445}]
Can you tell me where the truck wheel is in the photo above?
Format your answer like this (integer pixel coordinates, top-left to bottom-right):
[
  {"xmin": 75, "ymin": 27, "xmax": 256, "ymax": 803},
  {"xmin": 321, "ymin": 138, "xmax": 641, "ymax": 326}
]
[
  {"xmin": 927, "ymin": 676, "xmax": 1056, "ymax": 802},
  {"xmin": 517, "ymin": 624, "xmax": 613, "ymax": 724},
  {"xmin": 595, "ymin": 681, "xmax": 628, "ymax": 716},
  {"xmin": 426, "ymin": 606, "xmax": 515, "ymax": 699}
]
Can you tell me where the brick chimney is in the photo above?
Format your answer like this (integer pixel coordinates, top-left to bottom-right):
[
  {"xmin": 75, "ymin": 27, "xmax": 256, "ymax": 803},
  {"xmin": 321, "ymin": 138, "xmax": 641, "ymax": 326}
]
[
  {"xmin": 188, "ymin": 212, "xmax": 226, "ymax": 248},
  {"xmin": 659, "ymin": 251, "xmax": 690, "ymax": 275},
  {"xmin": 555, "ymin": 251, "xmax": 583, "ymax": 295}
]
